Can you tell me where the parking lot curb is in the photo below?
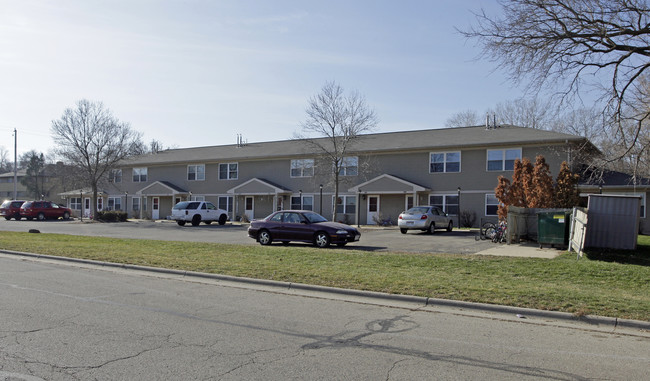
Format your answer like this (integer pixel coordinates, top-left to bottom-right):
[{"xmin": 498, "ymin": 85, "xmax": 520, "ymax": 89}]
[{"xmin": 2, "ymin": 249, "xmax": 649, "ymax": 333}]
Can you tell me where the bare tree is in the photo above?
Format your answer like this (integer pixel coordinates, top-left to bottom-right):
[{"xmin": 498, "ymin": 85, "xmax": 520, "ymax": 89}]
[
  {"xmin": 51, "ymin": 99, "xmax": 142, "ymax": 220},
  {"xmin": 445, "ymin": 109, "xmax": 483, "ymax": 127},
  {"xmin": 461, "ymin": 0, "xmax": 650, "ymax": 159},
  {"xmin": 0, "ymin": 146, "xmax": 12, "ymax": 173},
  {"xmin": 297, "ymin": 81, "xmax": 378, "ymax": 222},
  {"xmin": 490, "ymin": 98, "xmax": 551, "ymax": 130}
]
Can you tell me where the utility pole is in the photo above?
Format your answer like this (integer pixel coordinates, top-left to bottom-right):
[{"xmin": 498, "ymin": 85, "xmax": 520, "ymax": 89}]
[{"xmin": 13, "ymin": 129, "xmax": 17, "ymax": 200}]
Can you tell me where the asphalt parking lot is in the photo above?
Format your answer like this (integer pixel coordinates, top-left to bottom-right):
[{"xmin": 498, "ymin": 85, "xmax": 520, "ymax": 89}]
[{"xmin": 0, "ymin": 218, "xmax": 558, "ymax": 257}]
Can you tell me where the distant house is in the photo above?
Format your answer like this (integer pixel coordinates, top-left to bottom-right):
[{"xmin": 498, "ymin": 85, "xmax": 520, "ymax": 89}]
[
  {"xmin": 0, "ymin": 166, "xmax": 66, "ymax": 203},
  {"xmin": 61, "ymin": 124, "xmax": 642, "ymax": 227}
]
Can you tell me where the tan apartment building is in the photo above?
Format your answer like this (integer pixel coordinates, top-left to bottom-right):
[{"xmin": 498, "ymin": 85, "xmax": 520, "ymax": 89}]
[{"xmin": 58, "ymin": 125, "xmax": 649, "ymax": 230}]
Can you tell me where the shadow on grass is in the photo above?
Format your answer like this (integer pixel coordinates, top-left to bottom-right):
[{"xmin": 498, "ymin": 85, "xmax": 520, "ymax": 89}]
[{"xmin": 585, "ymin": 246, "xmax": 650, "ymax": 266}]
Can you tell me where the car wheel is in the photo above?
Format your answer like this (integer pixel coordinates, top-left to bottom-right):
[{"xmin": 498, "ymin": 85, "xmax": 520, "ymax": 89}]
[
  {"xmin": 427, "ymin": 222, "xmax": 435, "ymax": 234},
  {"xmin": 258, "ymin": 230, "xmax": 272, "ymax": 245},
  {"xmin": 204, "ymin": 221, "xmax": 212, "ymax": 225},
  {"xmin": 218, "ymin": 214, "xmax": 227, "ymax": 225},
  {"xmin": 282, "ymin": 241, "xmax": 289, "ymax": 246},
  {"xmin": 400, "ymin": 228, "xmax": 408, "ymax": 234},
  {"xmin": 314, "ymin": 232, "xmax": 331, "ymax": 248},
  {"xmin": 4, "ymin": 217, "xmax": 10, "ymax": 221},
  {"xmin": 447, "ymin": 221, "xmax": 453, "ymax": 232},
  {"xmin": 191, "ymin": 215, "xmax": 201, "ymax": 226},
  {"xmin": 26, "ymin": 217, "xmax": 33, "ymax": 221},
  {"xmin": 177, "ymin": 221, "xmax": 186, "ymax": 226},
  {"xmin": 37, "ymin": 212, "xmax": 46, "ymax": 221},
  {"xmin": 14, "ymin": 214, "xmax": 21, "ymax": 221},
  {"xmin": 63, "ymin": 211, "xmax": 70, "ymax": 220}
]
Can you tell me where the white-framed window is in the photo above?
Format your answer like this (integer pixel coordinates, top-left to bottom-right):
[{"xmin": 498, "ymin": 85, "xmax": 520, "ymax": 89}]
[
  {"xmin": 487, "ymin": 148, "xmax": 521, "ymax": 171},
  {"xmin": 339, "ymin": 157, "xmax": 358, "ymax": 176},
  {"xmin": 291, "ymin": 195, "xmax": 314, "ymax": 210},
  {"xmin": 188, "ymin": 164, "xmax": 205, "ymax": 181},
  {"xmin": 486, "ymin": 194, "xmax": 499, "ymax": 216},
  {"xmin": 190, "ymin": 195, "xmax": 205, "ymax": 201},
  {"xmin": 107, "ymin": 197, "xmax": 122, "ymax": 211},
  {"xmin": 132, "ymin": 198, "xmax": 140, "ymax": 212},
  {"xmin": 218, "ymin": 196, "xmax": 234, "ymax": 213},
  {"xmin": 133, "ymin": 167, "xmax": 148, "ymax": 182},
  {"xmin": 290, "ymin": 159, "xmax": 314, "ymax": 177},
  {"xmin": 219, "ymin": 163, "xmax": 238, "ymax": 180},
  {"xmin": 430, "ymin": 151, "xmax": 461, "ymax": 173},
  {"xmin": 70, "ymin": 197, "xmax": 82, "ymax": 210},
  {"xmin": 109, "ymin": 169, "xmax": 122, "ymax": 183},
  {"xmin": 97, "ymin": 197, "xmax": 104, "ymax": 211},
  {"xmin": 429, "ymin": 194, "xmax": 459, "ymax": 216},
  {"xmin": 333, "ymin": 195, "xmax": 356, "ymax": 214}
]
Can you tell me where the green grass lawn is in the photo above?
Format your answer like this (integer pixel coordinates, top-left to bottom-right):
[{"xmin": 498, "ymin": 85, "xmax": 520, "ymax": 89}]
[{"xmin": 1, "ymin": 231, "xmax": 649, "ymax": 321}]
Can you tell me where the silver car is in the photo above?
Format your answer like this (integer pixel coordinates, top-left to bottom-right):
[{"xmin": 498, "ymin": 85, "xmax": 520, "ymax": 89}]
[{"xmin": 398, "ymin": 206, "xmax": 454, "ymax": 234}]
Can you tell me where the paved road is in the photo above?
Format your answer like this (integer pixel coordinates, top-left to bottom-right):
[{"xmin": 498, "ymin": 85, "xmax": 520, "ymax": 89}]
[
  {"xmin": 0, "ymin": 218, "xmax": 499, "ymax": 254},
  {"xmin": 1, "ymin": 255, "xmax": 648, "ymax": 380}
]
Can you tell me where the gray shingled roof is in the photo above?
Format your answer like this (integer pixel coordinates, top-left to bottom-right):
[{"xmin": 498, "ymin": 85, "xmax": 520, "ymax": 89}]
[{"xmin": 121, "ymin": 125, "xmax": 590, "ymax": 166}]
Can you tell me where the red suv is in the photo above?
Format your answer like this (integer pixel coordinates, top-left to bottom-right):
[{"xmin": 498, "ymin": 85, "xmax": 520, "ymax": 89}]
[
  {"xmin": 1, "ymin": 200, "xmax": 26, "ymax": 220},
  {"xmin": 20, "ymin": 201, "xmax": 72, "ymax": 221}
]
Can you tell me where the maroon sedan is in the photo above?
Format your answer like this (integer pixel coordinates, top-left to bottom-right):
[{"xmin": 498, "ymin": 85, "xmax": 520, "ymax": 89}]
[
  {"xmin": 247, "ymin": 210, "xmax": 361, "ymax": 248},
  {"xmin": 20, "ymin": 201, "xmax": 72, "ymax": 221}
]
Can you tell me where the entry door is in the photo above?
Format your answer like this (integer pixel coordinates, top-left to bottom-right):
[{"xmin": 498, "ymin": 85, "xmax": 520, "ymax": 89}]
[
  {"xmin": 245, "ymin": 196, "xmax": 254, "ymax": 221},
  {"xmin": 367, "ymin": 195, "xmax": 379, "ymax": 225},
  {"xmin": 152, "ymin": 197, "xmax": 160, "ymax": 219},
  {"xmin": 84, "ymin": 197, "xmax": 91, "ymax": 218}
]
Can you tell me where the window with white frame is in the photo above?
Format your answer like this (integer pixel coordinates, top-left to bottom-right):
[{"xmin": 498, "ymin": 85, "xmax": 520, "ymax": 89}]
[
  {"xmin": 190, "ymin": 195, "xmax": 205, "ymax": 201},
  {"xmin": 291, "ymin": 195, "xmax": 314, "ymax": 210},
  {"xmin": 485, "ymin": 194, "xmax": 499, "ymax": 216},
  {"xmin": 339, "ymin": 157, "xmax": 358, "ymax": 176},
  {"xmin": 406, "ymin": 195, "xmax": 414, "ymax": 210},
  {"xmin": 429, "ymin": 194, "xmax": 459, "ymax": 215},
  {"xmin": 290, "ymin": 159, "xmax": 314, "ymax": 177},
  {"xmin": 218, "ymin": 196, "xmax": 234, "ymax": 213},
  {"xmin": 107, "ymin": 197, "xmax": 122, "ymax": 211},
  {"xmin": 430, "ymin": 152, "xmax": 461, "ymax": 173},
  {"xmin": 70, "ymin": 197, "xmax": 81, "ymax": 210},
  {"xmin": 219, "ymin": 163, "xmax": 238, "ymax": 180},
  {"xmin": 97, "ymin": 198, "xmax": 103, "ymax": 211},
  {"xmin": 109, "ymin": 169, "xmax": 122, "ymax": 183},
  {"xmin": 132, "ymin": 198, "xmax": 140, "ymax": 211},
  {"xmin": 132, "ymin": 167, "xmax": 148, "ymax": 182},
  {"xmin": 487, "ymin": 148, "xmax": 521, "ymax": 171},
  {"xmin": 188, "ymin": 164, "xmax": 205, "ymax": 181},
  {"xmin": 333, "ymin": 195, "xmax": 356, "ymax": 214}
]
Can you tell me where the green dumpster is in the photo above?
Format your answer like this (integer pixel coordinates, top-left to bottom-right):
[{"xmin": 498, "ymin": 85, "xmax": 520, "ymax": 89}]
[{"xmin": 537, "ymin": 211, "xmax": 571, "ymax": 248}]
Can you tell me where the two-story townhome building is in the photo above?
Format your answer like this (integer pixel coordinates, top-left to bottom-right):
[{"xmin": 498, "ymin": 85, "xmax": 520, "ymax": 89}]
[{"xmin": 57, "ymin": 124, "xmax": 649, "ymax": 230}]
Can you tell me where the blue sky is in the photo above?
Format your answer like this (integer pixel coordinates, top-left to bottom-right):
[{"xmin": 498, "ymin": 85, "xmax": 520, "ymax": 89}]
[{"xmin": 0, "ymin": 0, "xmax": 516, "ymax": 158}]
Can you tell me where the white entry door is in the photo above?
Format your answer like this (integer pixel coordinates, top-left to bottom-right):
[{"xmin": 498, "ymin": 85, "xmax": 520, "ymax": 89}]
[
  {"xmin": 152, "ymin": 197, "xmax": 160, "ymax": 219},
  {"xmin": 367, "ymin": 195, "xmax": 379, "ymax": 225},
  {"xmin": 245, "ymin": 196, "xmax": 254, "ymax": 221},
  {"xmin": 84, "ymin": 197, "xmax": 91, "ymax": 218}
]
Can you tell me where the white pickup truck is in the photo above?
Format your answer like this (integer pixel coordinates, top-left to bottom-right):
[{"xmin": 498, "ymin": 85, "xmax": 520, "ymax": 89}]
[{"xmin": 170, "ymin": 201, "xmax": 229, "ymax": 226}]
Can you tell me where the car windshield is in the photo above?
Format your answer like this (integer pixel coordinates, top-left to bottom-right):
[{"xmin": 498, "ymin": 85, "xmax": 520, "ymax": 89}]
[
  {"xmin": 173, "ymin": 201, "xmax": 200, "ymax": 210},
  {"xmin": 405, "ymin": 207, "xmax": 429, "ymax": 214},
  {"xmin": 1, "ymin": 201, "xmax": 10, "ymax": 208},
  {"xmin": 303, "ymin": 212, "xmax": 328, "ymax": 223}
]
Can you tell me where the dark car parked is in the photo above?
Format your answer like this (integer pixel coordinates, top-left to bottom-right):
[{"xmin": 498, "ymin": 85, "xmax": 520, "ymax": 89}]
[
  {"xmin": 20, "ymin": 201, "xmax": 72, "ymax": 221},
  {"xmin": 248, "ymin": 210, "xmax": 361, "ymax": 248},
  {"xmin": 0, "ymin": 200, "xmax": 26, "ymax": 220}
]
